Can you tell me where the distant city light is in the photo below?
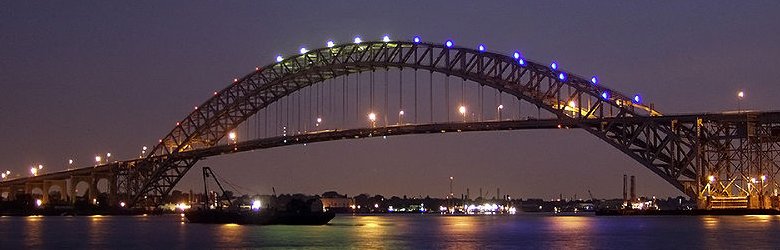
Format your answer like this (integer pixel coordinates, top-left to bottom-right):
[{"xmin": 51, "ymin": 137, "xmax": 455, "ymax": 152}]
[
  {"xmin": 354, "ymin": 36, "xmax": 362, "ymax": 44},
  {"xmin": 478, "ymin": 44, "xmax": 486, "ymax": 52},
  {"xmin": 413, "ymin": 36, "xmax": 421, "ymax": 43},
  {"xmin": 382, "ymin": 35, "xmax": 391, "ymax": 42},
  {"xmin": 591, "ymin": 76, "xmax": 598, "ymax": 85},
  {"xmin": 445, "ymin": 40, "xmax": 453, "ymax": 48},
  {"xmin": 326, "ymin": 40, "xmax": 335, "ymax": 48},
  {"xmin": 276, "ymin": 55, "xmax": 283, "ymax": 62}
]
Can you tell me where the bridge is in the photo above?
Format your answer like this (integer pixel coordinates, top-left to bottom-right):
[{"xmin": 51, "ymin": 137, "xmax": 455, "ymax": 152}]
[{"xmin": 2, "ymin": 36, "xmax": 779, "ymax": 210}]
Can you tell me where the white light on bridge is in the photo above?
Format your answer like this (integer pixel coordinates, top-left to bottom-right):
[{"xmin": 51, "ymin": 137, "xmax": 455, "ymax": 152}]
[
  {"xmin": 276, "ymin": 55, "xmax": 284, "ymax": 62},
  {"xmin": 478, "ymin": 44, "xmax": 486, "ymax": 52},
  {"xmin": 633, "ymin": 94, "xmax": 642, "ymax": 104},
  {"xmin": 95, "ymin": 156, "xmax": 102, "ymax": 164},
  {"xmin": 591, "ymin": 76, "xmax": 598, "ymax": 85},
  {"xmin": 228, "ymin": 131, "xmax": 237, "ymax": 142},
  {"xmin": 299, "ymin": 48, "xmax": 308, "ymax": 54},
  {"xmin": 513, "ymin": 51, "xmax": 521, "ymax": 59},
  {"xmin": 382, "ymin": 35, "xmax": 391, "ymax": 42},
  {"xmin": 38, "ymin": 164, "xmax": 43, "ymax": 170},
  {"xmin": 445, "ymin": 40, "xmax": 454, "ymax": 48},
  {"xmin": 458, "ymin": 105, "xmax": 467, "ymax": 115},
  {"xmin": 327, "ymin": 40, "xmax": 335, "ymax": 48},
  {"xmin": 399, "ymin": 110, "xmax": 404, "ymax": 115},
  {"xmin": 354, "ymin": 36, "xmax": 362, "ymax": 44},
  {"xmin": 106, "ymin": 153, "xmax": 111, "ymax": 158},
  {"xmin": 120, "ymin": 201, "xmax": 126, "ymax": 207},
  {"xmin": 558, "ymin": 73, "xmax": 566, "ymax": 81},
  {"xmin": 30, "ymin": 167, "xmax": 38, "ymax": 176},
  {"xmin": 368, "ymin": 112, "xmax": 377, "ymax": 122},
  {"xmin": 551, "ymin": 62, "xmax": 558, "ymax": 70},
  {"xmin": 568, "ymin": 101, "xmax": 577, "ymax": 108},
  {"xmin": 68, "ymin": 159, "xmax": 73, "ymax": 165},
  {"xmin": 413, "ymin": 36, "xmax": 421, "ymax": 43},
  {"xmin": 498, "ymin": 104, "xmax": 504, "ymax": 109},
  {"xmin": 36, "ymin": 199, "xmax": 42, "ymax": 207},
  {"xmin": 708, "ymin": 175, "xmax": 716, "ymax": 183},
  {"xmin": 737, "ymin": 91, "xmax": 745, "ymax": 99},
  {"xmin": 761, "ymin": 175, "xmax": 766, "ymax": 182}
]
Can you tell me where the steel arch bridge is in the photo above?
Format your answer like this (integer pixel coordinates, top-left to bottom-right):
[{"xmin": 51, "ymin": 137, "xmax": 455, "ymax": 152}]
[{"xmin": 2, "ymin": 38, "xmax": 779, "ymax": 209}]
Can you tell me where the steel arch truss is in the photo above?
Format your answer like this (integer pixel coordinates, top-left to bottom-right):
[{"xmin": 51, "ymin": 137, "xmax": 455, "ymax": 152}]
[{"xmin": 124, "ymin": 41, "xmax": 707, "ymax": 206}]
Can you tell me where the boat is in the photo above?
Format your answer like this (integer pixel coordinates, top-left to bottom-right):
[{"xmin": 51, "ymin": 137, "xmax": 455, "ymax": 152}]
[{"xmin": 184, "ymin": 167, "xmax": 335, "ymax": 225}]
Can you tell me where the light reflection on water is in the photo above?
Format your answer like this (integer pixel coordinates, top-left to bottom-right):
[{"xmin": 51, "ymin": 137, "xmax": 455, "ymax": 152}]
[{"xmin": 1, "ymin": 214, "xmax": 779, "ymax": 249}]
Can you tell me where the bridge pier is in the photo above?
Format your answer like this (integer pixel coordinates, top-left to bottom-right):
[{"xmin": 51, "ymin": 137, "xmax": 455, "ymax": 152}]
[{"xmin": 42, "ymin": 179, "xmax": 68, "ymax": 204}]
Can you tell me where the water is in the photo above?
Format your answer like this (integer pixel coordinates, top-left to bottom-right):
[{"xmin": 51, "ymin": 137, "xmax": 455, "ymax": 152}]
[{"xmin": 1, "ymin": 214, "xmax": 779, "ymax": 249}]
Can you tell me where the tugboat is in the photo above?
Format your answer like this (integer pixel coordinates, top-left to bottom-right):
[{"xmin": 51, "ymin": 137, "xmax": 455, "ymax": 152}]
[{"xmin": 185, "ymin": 167, "xmax": 335, "ymax": 225}]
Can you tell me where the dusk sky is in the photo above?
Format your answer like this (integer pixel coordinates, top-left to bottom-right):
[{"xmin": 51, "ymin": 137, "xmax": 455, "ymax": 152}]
[{"xmin": 2, "ymin": 1, "xmax": 779, "ymax": 200}]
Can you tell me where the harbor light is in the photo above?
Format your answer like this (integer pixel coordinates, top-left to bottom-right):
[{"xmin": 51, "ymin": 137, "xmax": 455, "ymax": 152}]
[
  {"xmin": 382, "ymin": 35, "xmax": 391, "ymax": 42},
  {"xmin": 445, "ymin": 40, "xmax": 453, "ymax": 48},
  {"xmin": 276, "ymin": 55, "xmax": 283, "ymax": 62},
  {"xmin": 326, "ymin": 40, "xmax": 335, "ymax": 48}
]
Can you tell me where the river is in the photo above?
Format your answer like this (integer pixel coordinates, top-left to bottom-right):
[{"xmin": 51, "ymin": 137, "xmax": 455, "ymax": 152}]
[{"xmin": 1, "ymin": 214, "xmax": 778, "ymax": 249}]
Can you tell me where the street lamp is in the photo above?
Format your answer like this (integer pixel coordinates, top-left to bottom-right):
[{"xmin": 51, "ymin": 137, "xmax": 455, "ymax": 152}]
[
  {"xmin": 228, "ymin": 131, "xmax": 237, "ymax": 143},
  {"xmin": 368, "ymin": 112, "xmax": 377, "ymax": 127},
  {"xmin": 737, "ymin": 90, "xmax": 745, "ymax": 113},
  {"xmin": 458, "ymin": 105, "xmax": 467, "ymax": 122},
  {"xmin": 497, "ymin": 105, "xmax": 504, "ymax": 120}
]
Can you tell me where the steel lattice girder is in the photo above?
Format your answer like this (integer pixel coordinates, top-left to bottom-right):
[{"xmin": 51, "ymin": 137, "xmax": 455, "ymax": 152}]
[{"xmin": 123, "ymin": 41, "xmax": 726, "ymax": 206}]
